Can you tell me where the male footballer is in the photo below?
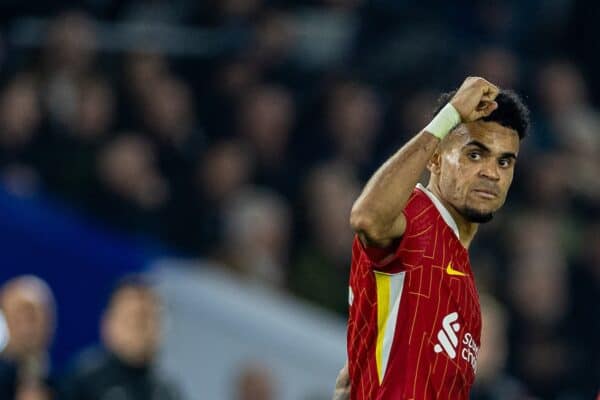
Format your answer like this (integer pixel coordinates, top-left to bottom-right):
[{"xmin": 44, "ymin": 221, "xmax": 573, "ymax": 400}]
[{"xmin": 337, "ymin": 77, "xmax": 529, "ymax": 399}]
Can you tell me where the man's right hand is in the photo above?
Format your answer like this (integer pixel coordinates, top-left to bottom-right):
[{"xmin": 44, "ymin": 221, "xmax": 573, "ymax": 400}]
[
  {"xmin": 450, "ymin": 77, "xmax": 499, "ymax": 122},
  {"xmin": 332, "ymin": 363, "xmax": 350, "ymax": 400}
]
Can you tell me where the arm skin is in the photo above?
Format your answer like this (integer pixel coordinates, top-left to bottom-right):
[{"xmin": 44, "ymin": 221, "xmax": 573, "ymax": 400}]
[
  {"xmin": 349, "ymin": 131, "xmax": 440, "ymax": 248},
  {"xmin": 332, "ymin": 362, "xmax": 350, "ymax": 400}
]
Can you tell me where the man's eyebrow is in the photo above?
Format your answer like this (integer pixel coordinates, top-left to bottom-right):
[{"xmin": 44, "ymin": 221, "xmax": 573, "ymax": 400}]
[
  {"xmin": 501, "ymin": 152, "xmax": 517, "ymax": 160},
  {"xmin": 466, "ymin": 140, "xmax": 517, "ymax": 159},
  {"xmin": 465, "ymin": 140, "xmax": 491, "ymax": 152}
]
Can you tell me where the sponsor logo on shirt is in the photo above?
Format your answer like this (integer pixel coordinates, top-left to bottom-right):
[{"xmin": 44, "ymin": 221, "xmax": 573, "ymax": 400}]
[
  {"xmin": 434, "ymin": 312, "xmax": 461, "ymax": 358},
  {"xmin": 433, "ymin": 312, "xmax": 478, "ymax": 373}
]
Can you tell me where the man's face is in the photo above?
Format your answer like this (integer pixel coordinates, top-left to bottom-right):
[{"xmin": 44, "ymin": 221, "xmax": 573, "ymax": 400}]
[
  {"xmin": 103, "ymin": 287, "xmax": 161, "ymax": 366},
  {"xmin": 1, "ymin": 287, "xmax": 53, "ymax": 357},
  {"xmin": 433, "ymin": 121, "xmax": 520, "ymax": 223}
]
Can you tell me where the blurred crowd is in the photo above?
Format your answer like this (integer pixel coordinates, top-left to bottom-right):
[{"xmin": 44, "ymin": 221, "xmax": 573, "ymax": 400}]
[
  {"xmin": 0, "ymin": 274, "xmax": 282, "ymax": 400},
  {"xmin": 0, "ymin": 275, "xmax": 180, "ymax": 400},
  {"xmin": 0, "ymin": 0, "xmax": 598, "ymax": 399}
]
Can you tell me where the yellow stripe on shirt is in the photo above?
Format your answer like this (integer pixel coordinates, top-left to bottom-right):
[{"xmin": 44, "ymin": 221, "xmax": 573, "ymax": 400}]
[
  {"xmin": 375, "ymin": 271, "xmax": 391, "ymax": 383},
  {"xmin": 374, "ymin": 270, "xmax": 407, "ymax": 385}
]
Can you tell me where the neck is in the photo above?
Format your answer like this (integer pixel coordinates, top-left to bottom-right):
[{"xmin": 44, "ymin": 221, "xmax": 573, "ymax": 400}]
[
  {"xmin": 2, "ymin": 344, "xmax": 37, "ymax": 361},
  {"xmin": 110, "ymin": 349, "xmax": 151, "ymax": 369},
  {"xmin": 427, "ymin": 182, "xmax": 478, "ymax": 248}
]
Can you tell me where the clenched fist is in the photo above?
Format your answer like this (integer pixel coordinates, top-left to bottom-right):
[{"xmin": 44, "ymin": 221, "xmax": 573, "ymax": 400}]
[{"xmin": 450, "ymin": 77, "xmax": 499, "ymax": 122}]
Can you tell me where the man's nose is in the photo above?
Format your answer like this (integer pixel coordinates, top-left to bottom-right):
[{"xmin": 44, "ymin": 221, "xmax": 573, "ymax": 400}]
[{"xmin": 479, "ymin": 161, "xmax": 500, "ymax": 181}]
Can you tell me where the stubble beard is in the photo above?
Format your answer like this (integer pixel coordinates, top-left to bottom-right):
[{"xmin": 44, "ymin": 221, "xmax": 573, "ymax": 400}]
[{"xmin": 460, "ymin": 207, "xmax": 495, "ymax": 223}]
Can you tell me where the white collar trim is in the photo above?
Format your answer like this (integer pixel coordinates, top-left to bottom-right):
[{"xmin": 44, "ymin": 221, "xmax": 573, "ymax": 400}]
[{"xmin": 416, "ymin": 183, "xmax": 460, "ymax": 240}]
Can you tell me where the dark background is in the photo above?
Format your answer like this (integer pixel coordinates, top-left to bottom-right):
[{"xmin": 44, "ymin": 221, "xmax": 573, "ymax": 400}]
[{"xmin": 0, "ymin": 1, "xmax": 598, "ymax": 398}]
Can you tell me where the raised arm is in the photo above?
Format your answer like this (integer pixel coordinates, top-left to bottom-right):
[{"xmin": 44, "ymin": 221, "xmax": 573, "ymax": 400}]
[{"xmin": 349, "ymin": 77, "xmax": 499, "ymax": 248}]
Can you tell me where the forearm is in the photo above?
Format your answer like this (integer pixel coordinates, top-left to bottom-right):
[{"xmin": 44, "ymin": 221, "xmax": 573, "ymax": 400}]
[{"xmin": 350, "ymin": 130, "xmax": 439, "ymax": 242}]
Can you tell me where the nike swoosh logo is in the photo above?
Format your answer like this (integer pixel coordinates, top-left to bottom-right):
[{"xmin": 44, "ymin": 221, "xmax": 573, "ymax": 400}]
[{"xmin": 446, "ymin": 262, "xmax": 467, "ymax": 277}]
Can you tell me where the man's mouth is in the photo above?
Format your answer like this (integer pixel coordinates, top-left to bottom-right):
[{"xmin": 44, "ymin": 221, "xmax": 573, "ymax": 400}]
[{"xmin": 472, "ymin": 189, "xmax": 498, "ymax": 199}]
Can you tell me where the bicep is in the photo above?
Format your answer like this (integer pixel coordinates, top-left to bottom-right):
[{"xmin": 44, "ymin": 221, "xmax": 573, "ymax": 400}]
[{"xmin": 357, "ymin": 212, "xmax": 407, "ymax": 249}]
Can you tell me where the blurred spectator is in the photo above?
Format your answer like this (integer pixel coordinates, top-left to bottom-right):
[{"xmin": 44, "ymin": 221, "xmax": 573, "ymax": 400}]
[
  {"xmin": 140, "ymin": 76, "xmax": 205, "ymax": 202},
  {"xmin": 234, "ymin": 361, "xmax": 277, "ymax": 400},
  {"xmin": 168, "ymin": 138, "xmax": 253, "ymax": 254},
  {"xmin": 238, "ymin": 84, "xmax": 297, "ymax": 197},
  {"xmin": 0, "ymin": 276, "xmax": 56, "ymax": 400},
  {"xmin": 505, "ymin": 212, "xmax": 576, "ymax": 398},
  {"xmin": 521, "ymin": 152, "xmax": 571, "ymax": 212},
  {"xmin": 202, "ymin": 55, "xmax": 260, "ymax": 138},
  {"xmin": 508, "ymin": 213, "xmax": 569, "ymax": 328},
  {"xmin": 72, "ymin": 78, "xmax": 115, "ymax": 141},
  {"xmin": 250, "ymin": 9, "xmax": 296, "ymax": 77},
  {"xmin": 471, "ymin": 295, "xmax": 531, "ymax": 400},
  {"xmin": 141, "ymin": 77, "xmax": 201, "ymax": 152},
  {"xmin": 41, "ymin": 11, "xmax": 97, "ymax": 129},
  {"xmin": 0, "ymin": 74, "xmax": 44, "ymax": 197},
  {"xmin": 324, "ymin": 79, "xmax": 382, "ymax": 175},
  {"xmin": 123, "ymin": 51, "xmax": 171, "ymax": 116},
  {"xmin": 45, "ymin": 76, "xmax": 115, "ymax": 204},
  {"xmin": 536, "ymin": 63, "xmax": 600, "ymax": 210},
  {"xmin": 289, "ymin": 162, "xmax": 359, "ymax": 314},
  {"xmin": 470, "ymin": 47, "xmax": 520, "ymax": 89},
  {"xmin": 220, "ymin": 186, "xmax": 291, "ymax": 288},
  {"xmin": 197, "ymin": 140, "xmax": 253, "ymax": 206},
  {"xmin": 61, "ymin": 276, "xmax": 180, "ymax": 400},
  {"xmin": 537, "ymin": 60, "xmax": 589, "ymax": 122},
  {"xmin": 92, "ymin": 134, "xmax": 170, "ymax": 235}
]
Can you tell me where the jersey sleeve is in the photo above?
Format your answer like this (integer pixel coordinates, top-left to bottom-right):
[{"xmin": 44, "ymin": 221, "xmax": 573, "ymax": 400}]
[{"xmin": 353, "ymin": 207, "xmax": 412, "ymax": 271}]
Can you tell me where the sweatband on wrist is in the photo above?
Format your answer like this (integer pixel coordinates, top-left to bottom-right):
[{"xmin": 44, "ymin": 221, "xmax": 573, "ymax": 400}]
[{"xmin": 424, "ymin": 103, "xmax": 462, "ymax": 139}]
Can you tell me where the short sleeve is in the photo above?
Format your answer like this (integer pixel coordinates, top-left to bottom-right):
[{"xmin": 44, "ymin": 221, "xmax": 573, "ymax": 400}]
[{"xmin": 354, "ymin": 208, "xmax": 412, "ymax": 271}]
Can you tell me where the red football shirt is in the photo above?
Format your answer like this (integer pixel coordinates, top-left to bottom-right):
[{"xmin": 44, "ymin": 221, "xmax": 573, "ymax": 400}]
[{"xmin": 347, "ymin": 184, "xmax": 482, "ymax": 400}]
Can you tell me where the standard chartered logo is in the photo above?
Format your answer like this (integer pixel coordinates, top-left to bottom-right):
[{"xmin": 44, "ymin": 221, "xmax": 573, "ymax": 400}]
[
  {"xmin": 433, "ymin": 312, "xmax": 461, "ymax": 359},
  {"xmin": 433, "ymin": 312, "xmax": 479, "ymax": 373},
  {"xmin": 461, "ymin": 332, "xmax": 479, "ymax": 373}
]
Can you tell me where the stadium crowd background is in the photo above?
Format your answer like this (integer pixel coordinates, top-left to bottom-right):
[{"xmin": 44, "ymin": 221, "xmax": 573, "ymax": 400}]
[{"xmin": 0, "ymin": 0, "xmax": 598, "ymax": 399}]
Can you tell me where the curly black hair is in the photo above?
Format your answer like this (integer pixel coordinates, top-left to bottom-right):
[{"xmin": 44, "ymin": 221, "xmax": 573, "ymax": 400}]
[{"xmin": 433, "ymin": 89, "xmax": 530, "ymax": 140}]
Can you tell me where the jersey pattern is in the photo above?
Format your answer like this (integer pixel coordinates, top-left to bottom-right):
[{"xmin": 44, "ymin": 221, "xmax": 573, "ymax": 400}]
[{"xmin": 347, "ymin": 184, "xmax": 482, "ymax": 400}]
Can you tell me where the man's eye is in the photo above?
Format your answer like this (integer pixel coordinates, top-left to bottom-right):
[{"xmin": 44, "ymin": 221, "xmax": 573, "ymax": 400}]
[
  {"xmin": 468, "ymin": 152, "xmax": 481, "ymax": 160},
  {"xmin": 499, "ymin": 158, "xmax": 511, "ymax": 168}
]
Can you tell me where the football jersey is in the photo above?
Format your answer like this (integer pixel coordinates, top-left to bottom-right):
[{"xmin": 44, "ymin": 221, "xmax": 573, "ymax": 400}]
[{"xmin": 347, "ymin": 184, "xmax": 482, "ymax": 400}]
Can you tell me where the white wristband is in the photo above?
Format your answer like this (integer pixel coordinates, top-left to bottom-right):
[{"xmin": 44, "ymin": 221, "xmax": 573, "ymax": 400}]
[{"xmin": 424, "ymin": 103, "xmax": 462, "ymax": 139}]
